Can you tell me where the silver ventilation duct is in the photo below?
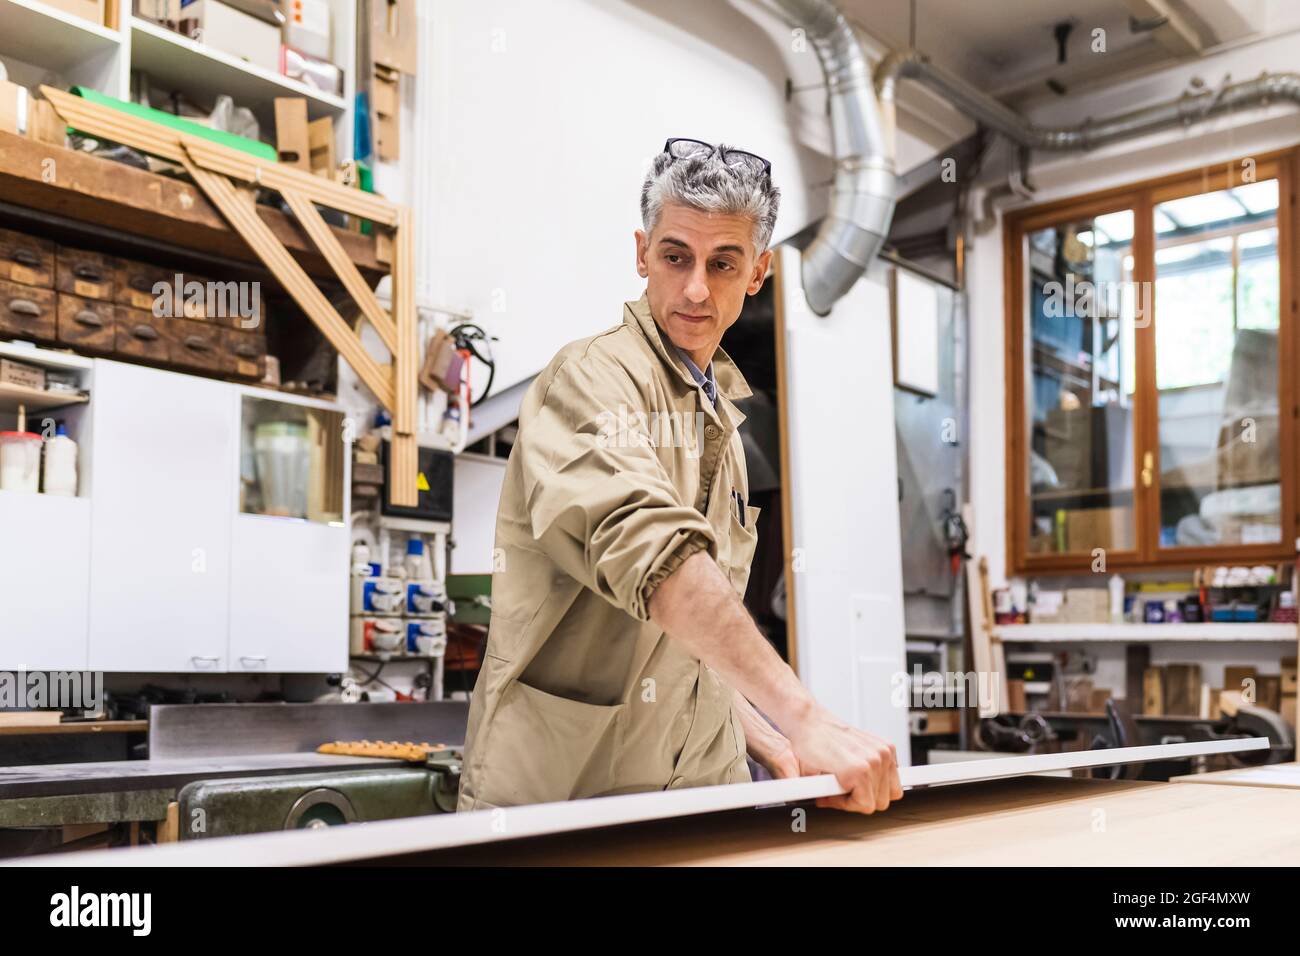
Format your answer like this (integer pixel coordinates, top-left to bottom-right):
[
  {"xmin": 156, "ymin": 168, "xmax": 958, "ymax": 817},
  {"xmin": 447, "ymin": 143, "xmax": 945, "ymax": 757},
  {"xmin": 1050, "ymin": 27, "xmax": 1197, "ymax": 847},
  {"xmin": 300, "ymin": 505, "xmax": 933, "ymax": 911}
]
[
  {"xmin": 876, "ymin": 49, "xmax": 1300, "ymax": 153},
  {"xmin": 772, "ymin": 0, "xmax": 896, "ymax": 316},
  {"xmin": 767, "ymin": 3, "xmax": 1300, "ymax": 316}
]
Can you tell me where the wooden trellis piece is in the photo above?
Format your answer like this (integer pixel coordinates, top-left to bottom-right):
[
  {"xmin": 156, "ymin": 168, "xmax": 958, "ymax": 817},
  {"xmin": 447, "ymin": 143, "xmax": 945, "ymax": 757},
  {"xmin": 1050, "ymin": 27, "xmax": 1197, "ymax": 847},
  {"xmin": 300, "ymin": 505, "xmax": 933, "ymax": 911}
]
[{"xmin": 40, "ymin": 86, "xmax": 419, "ymax": 506}]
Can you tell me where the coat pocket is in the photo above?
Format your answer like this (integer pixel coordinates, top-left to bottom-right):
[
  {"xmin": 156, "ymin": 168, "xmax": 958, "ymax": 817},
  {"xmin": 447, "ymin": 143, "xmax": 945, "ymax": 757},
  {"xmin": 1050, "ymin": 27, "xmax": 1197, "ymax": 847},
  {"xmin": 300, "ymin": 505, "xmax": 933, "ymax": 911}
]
[
  {"xmin": 727, "ymin": 505, "xmax": 761, "ymax": 595},
  {"xmin": 475, "ymin": 677, "xmax": 625, "ymax": 806}
]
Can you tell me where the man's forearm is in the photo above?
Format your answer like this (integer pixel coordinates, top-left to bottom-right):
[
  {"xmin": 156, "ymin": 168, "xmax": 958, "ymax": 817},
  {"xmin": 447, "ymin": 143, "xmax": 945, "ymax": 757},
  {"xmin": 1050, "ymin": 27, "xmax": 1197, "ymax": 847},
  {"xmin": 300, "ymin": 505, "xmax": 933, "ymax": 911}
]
[{"xmin": 648, "ymin": 550, "xmax": 818, "ymax": 733}]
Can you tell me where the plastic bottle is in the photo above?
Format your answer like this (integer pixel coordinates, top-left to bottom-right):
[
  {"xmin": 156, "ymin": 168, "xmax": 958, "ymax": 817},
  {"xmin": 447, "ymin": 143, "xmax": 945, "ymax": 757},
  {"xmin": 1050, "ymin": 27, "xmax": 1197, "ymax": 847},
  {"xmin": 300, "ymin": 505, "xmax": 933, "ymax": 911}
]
[
  {"xmin": 1108, "ymin": 574, "xmax": 1125, "ymax": 624},
  {"xmin": 42, "ymin": 424, "xmax": 77, "ymax": 496},
  {"xmin": 405, "ymin": 538, "xmax": 433, "ymax": 581}
]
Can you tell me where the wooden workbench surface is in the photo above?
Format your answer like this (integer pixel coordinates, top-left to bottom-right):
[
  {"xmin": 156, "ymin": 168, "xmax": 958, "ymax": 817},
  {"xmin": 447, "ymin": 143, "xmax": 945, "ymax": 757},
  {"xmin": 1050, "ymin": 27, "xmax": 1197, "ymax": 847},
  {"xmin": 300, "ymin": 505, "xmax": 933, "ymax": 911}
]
[
  {"xmin": 1172, "ymin": 761, "xmax": 1300, "ymax": 791},
  {"xmin": 394, "ymin": 775, "xmax": 1300, "ymax": 866}
]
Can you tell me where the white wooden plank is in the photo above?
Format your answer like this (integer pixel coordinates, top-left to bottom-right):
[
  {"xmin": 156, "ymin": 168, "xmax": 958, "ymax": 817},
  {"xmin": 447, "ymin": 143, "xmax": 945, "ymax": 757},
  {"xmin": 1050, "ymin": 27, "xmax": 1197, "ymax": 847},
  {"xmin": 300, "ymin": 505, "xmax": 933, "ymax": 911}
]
[{"xmin": 9, "ymin": 737, "xmax": 1267, "ymax": 868}]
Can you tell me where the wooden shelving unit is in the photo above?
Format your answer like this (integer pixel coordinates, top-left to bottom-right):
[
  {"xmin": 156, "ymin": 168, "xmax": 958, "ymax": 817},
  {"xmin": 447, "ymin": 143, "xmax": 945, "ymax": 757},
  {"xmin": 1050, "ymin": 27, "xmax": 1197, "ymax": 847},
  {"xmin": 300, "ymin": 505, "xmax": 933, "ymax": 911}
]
[
  {"xmin": 0, "ymin": 0, "xmax": 120, "ymax": 73},
  {"xmin": 0, "ymin": 381, "xmax": 87, "ymax": 413},
  {"xmin": 129, "ymin": 16, "xmax": 347, "ymax": 126}
]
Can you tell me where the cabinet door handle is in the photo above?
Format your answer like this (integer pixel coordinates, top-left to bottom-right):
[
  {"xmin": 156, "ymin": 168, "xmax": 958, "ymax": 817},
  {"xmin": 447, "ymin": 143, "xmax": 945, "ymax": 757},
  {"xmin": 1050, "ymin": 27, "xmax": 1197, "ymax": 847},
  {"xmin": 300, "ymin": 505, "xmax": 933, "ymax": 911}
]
[
  {"xmin": 74, "ymin": 309, "xmax": 105, "ymax": 328},
  {"xmin": 1141, "ymin": 451, "xmax": 1155, "ymax": 488},
  {"xmin": 190, "ymin": 656, "xmax": 221, "ymax": 669},
  {"xmin": 7, "ymin": 297, "xmax": 40, "ymax": 317},
  {"xmin": 130, "ymin": 323, "xmax": 159, "ymax": 341},
  {"xmin": 240, "ymin": 655, "xmax": 267, "ymax": 668},
  {"xmin": 11, "ymin": 248, "xmax": 40, "ymax": 267}
]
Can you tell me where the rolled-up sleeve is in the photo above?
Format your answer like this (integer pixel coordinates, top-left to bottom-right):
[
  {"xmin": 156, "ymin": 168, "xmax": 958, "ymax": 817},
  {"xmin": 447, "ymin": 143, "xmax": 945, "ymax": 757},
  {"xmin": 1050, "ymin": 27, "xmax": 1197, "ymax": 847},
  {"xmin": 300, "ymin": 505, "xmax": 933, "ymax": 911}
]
[{"xmin": 517, "ymin": 354, "xmax": 716, "ymax": 621}]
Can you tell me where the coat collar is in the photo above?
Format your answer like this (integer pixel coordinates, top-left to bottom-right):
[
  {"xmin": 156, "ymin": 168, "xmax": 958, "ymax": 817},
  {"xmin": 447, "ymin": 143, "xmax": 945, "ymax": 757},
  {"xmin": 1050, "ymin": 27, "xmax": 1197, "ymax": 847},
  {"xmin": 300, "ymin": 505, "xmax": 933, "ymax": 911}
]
[{"xmin": 622, "ymin": 291, "xmax": 753, "ymax": 403}]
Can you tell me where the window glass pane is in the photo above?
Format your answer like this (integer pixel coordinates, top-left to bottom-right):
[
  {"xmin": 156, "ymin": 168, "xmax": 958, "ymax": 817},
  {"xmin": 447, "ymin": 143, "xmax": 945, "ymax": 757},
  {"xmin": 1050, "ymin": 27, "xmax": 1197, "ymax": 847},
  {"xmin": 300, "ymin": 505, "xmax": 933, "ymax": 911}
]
[
  {"xmin": 1155, "ymin": 181, "xmax": 1280, "ymax": 548},
  {"xmin": 1025, "ymin": 210, "xmax": 1136, "ymax": 555},
  {"xmin": 240, "ymin": 395, "xmax": 346, "ymax": 524}
]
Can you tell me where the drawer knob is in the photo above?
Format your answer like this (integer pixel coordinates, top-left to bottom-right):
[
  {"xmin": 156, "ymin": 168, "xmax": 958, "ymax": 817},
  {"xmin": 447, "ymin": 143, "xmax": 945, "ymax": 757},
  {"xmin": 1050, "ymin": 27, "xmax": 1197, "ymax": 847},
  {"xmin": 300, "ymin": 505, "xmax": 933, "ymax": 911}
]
[
  {"xmin": 7, "ymin": 298, "xmax": 40, "ymax": 317},
  {"xmin": 72, "ymin": 264, "xmax": 104, "ymax": 282},
  {"xmin": 183, "ymin": 334, "xmax": 212, "ymax": 352},
  {"xmin": 234, "ymin": 343, "xmax": 259, "ymax": 358},
  {"xmin": 74, "ymin": 309, "xmax": 105, "ymax": 328},
  {"xmin": 129, "ymin": 275, "xmax": 153, "ymax": 292},
  {"xmin": 11, "ymin": 248, "xmax": 40, "ymax": 267},
  {"xmin": 130, "ymin": 323, "xmax": 159, "ymax": 341}
]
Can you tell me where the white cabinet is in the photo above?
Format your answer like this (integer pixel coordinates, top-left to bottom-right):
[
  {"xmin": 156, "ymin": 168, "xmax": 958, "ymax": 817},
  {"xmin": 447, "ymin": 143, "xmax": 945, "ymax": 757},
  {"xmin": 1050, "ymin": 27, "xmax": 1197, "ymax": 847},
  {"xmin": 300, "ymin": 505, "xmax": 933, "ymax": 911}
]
[
  {"xmin": 0, "ymin": 492, "xmax": 91, "ymax": 669},
  {"xmin": 229, "ymin": 515, "xmax": 349, "ymax": 673},
  {"xmin": 228, "ymin": 389, "xmax": 350, "ymax": 673},
  {"xmin": 88, "ymin": 360, "xmax": 234, "ymax": 672}
]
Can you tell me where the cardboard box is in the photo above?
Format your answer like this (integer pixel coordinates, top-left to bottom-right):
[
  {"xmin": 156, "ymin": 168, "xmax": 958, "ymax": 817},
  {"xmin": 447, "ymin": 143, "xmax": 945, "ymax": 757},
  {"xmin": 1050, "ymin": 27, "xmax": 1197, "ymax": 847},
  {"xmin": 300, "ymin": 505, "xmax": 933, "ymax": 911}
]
[
  {"xmin": 370, "ymin": 0, "xmax": 417, "ymax": 74},
  {"xmin": 1065, "ymin": 506, "xmax": 1134, "ymax": 553},
  {"xmin": 0, "ymin": 358, "xmax": 47, "ymax": 391},
  {"xmin": 274, "ymin": 96, "xmax": 310, "ymax": 171},
  {"xmin": 41, "ymin": 0, "xmax": 104, "ymax": 25},
  {"xmin": 0, "ymin": 81, "xmax": 23, "ymax": 136},
  {"xmin": 281, "ymin": 0, "xmax": 331, "ymax": 61},
  {"xmin": 181, "ymin": 0, "xmax": 280, "ymax": 74},
  {"xmin": 372, "ymin": 64, "xmax": 399, "ymax": 162}
]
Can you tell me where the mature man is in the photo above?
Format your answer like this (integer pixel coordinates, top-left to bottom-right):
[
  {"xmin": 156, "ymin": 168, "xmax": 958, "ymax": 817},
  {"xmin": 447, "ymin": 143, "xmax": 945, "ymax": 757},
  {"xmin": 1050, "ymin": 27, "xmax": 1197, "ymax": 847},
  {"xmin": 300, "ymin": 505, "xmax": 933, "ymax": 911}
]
[{"xmin": 458, "ymin": 138, "xmax": 902, "ymax": 815}]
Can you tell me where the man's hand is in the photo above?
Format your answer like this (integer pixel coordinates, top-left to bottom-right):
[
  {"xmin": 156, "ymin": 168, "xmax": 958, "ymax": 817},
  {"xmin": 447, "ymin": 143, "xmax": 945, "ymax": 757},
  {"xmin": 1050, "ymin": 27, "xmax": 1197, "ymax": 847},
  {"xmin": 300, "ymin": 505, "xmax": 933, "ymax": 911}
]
[
  {"xmin": 650, "ymin": 551, "xmax": 903, "ymax": 814},
  {"xmin": 733, "ymin": 690, "xmax": 800, "ymax": 779},
  {"xmin": 787, "ymin": 706, "xmax": 903, "ymax": 813}
]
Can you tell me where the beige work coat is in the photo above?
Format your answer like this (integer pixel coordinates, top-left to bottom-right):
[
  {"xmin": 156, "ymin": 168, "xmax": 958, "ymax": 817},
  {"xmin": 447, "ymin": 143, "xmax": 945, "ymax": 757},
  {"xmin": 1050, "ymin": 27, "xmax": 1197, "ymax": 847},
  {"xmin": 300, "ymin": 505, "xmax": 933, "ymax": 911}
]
[{"xmin": 457, "ymin": 291, "xmax": 761, "ymax": 810}]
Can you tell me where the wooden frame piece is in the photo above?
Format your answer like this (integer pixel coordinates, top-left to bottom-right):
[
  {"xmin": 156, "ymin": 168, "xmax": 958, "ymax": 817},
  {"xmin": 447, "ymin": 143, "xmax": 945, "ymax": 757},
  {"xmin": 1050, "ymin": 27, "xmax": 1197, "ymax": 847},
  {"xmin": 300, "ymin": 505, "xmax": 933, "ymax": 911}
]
[
  {"xmin": 40, "ymin": 85, "xmax": 420, "ymax": 506},
  {"xmin": 1003, "ymin": 146, "xmax": 1300, "ymax": 574}
]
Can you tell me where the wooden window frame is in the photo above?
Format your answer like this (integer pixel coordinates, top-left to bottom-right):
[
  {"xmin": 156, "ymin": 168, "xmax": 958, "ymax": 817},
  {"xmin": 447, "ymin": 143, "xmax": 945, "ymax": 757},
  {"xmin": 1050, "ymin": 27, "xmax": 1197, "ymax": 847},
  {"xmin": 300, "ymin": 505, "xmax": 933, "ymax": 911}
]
[{"xmin": 1004, "ymin": 146, "xmax": 1299, "ymax": 575}]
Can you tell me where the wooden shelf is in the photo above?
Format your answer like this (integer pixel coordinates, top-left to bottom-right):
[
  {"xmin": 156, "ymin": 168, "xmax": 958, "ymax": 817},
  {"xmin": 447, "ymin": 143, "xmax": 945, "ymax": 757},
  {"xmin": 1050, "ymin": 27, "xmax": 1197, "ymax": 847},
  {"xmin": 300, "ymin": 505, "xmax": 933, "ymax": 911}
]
[
  {"xmin": 0, "ymin": 381, "xmax": 87, "ymax": 413},
  {"xmin": 995, "ymin": 622, "xmax": 1298, "ymax": 642},
  {"xmin": 0, "ymin": 0, "xmax": 121, "ymax": 73},
  {"xmin": 130, "ymin": 17, "xmax": 346, "ymax": 124},
  {"xmin": 0, "ymin": 131, "xmax": 384, "ymax": 282}
]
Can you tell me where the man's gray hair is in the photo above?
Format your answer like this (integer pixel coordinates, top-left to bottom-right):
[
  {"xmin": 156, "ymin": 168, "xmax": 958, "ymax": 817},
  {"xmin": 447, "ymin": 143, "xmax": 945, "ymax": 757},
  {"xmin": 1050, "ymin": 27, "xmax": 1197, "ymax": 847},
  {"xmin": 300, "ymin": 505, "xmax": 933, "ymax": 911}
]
[{"xmin": 640, "ymin": 143, "xmax": 781, "ymax": 256}]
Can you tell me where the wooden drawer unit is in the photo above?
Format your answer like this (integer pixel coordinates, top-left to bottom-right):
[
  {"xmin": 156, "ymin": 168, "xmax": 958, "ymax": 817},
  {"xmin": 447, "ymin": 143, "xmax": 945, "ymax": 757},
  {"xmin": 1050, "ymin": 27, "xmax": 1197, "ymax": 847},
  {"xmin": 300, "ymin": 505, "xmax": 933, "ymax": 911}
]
[
  {"xmin": 56, "ymin": 293, "xmax": 115, "ymax": 353},
  {"xmin": 118, "ymin": 265, "xmax": 216, "ymax": 321},
  {"xmin": 55, "ymin": 246, "xmax": 115, "ymax": 301},
  {"xmin": 0, "ymin": 229, "xmax": 55, "ymax": 287},
  {"xmin": 113, "ymin": 306, "xmax": 169, "ymax": 363},
  {"xmin": 223, "ymin": 327, "xmax": 267, "ymax": 380},
  {"xmin": 115, "ymin": 260, "xmax": 171, "ymax": 312},
  {"xmin": 168, "ymin": 317, "xmax": 224, "ymax": 373},
  {"xmin": 0, "ymin": 279, "xmax": 57, "ymax": 342}
]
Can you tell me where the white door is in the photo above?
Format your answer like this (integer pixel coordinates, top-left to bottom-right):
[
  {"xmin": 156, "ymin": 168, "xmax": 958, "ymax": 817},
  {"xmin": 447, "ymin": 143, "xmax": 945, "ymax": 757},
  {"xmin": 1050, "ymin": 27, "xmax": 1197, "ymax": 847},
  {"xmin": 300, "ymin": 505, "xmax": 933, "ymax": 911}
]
[
  {"xmin": 228, "ymin": 514, "xmax": 349, "ymax": 673},
  {"xmin": 0, "ymin": 492, "xmax": 91, "ymax": 670},
  {"xmin": 88, "ymin": 360, "xmax": 234, "ymax": 672}
]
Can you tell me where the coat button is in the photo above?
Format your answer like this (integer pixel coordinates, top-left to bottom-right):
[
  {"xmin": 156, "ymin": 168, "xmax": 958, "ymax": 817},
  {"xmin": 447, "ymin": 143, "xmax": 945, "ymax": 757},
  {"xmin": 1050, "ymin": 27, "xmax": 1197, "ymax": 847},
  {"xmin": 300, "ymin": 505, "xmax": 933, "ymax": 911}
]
[{"xmin": 704, "ymin": 424, "xmax": 720, "ymax": 440}]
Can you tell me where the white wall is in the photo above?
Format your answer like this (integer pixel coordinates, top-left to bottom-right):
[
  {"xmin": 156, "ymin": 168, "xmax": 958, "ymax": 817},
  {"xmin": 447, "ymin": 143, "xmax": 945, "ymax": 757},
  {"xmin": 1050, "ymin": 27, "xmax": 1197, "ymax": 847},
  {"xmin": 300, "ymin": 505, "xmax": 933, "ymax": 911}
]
[
  {"xmin": 394, "ymin": 0, "xmax": 962, "ymax": 395},
  {"xmin": 778, "ymin": 246, "xmax": 912, "ymax": 762}
]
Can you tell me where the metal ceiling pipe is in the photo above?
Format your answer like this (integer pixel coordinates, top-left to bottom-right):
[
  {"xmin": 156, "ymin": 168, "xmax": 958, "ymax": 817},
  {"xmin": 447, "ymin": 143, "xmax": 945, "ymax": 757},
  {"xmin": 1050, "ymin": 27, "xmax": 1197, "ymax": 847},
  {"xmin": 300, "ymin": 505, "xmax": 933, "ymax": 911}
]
[
  {"xmin": 773, "ymin": 0, "xmax": 896, "ymax": 316},
  {"xmin": 875, "ymin": 49, "xmax": 1300, "ymax": 152}
]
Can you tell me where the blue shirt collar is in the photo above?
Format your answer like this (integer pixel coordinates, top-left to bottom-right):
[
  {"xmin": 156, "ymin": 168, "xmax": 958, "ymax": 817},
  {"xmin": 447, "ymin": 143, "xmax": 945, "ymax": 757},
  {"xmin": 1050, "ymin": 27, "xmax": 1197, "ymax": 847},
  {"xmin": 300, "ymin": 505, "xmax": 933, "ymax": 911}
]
[{"xmin": 673, "ymin": 345, "xmax": 718, "ymax": 406}]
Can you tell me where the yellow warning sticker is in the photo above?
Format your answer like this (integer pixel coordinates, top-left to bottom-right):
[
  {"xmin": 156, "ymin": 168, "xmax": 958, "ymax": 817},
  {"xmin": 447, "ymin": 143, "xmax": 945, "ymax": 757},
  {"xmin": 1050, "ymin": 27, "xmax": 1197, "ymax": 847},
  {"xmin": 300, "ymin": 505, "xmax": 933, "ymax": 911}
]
[{"xmin": 416, "ymin": 472, "xmax": 430, "ymax": 492}]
